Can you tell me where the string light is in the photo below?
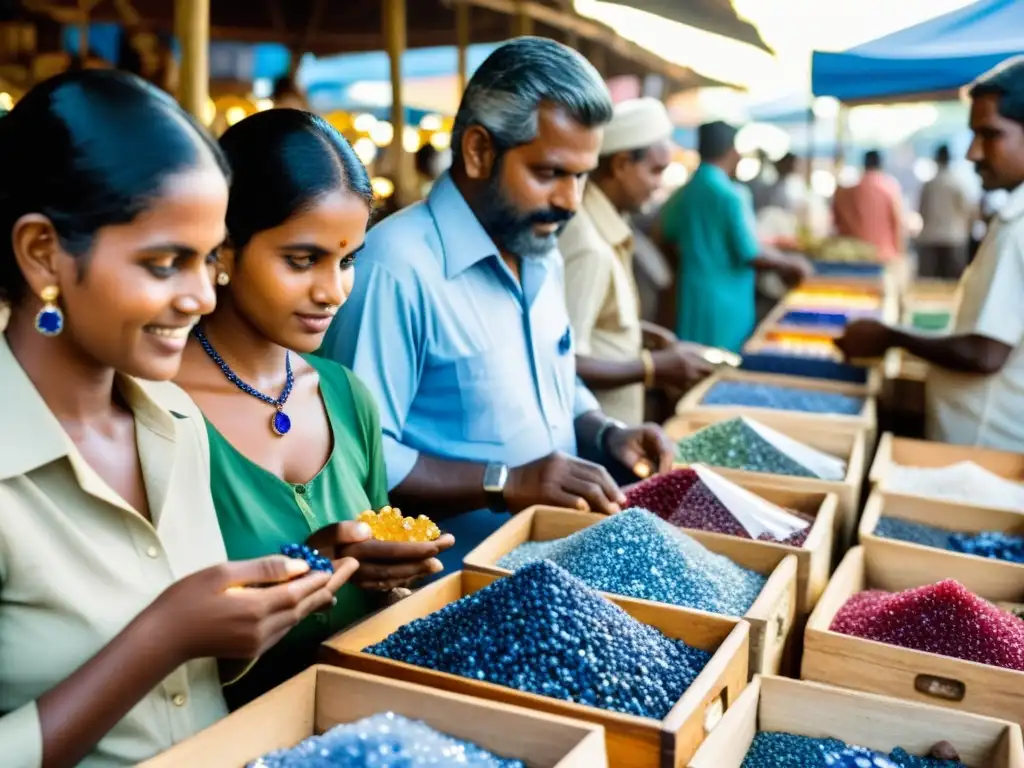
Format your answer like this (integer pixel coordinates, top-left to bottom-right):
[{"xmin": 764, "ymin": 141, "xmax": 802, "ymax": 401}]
[
  {"xmin": 371, "ymin": 176, "xmax": 395, "ymax": 199},
  {"xmin": 353, "ymin": 137, "xmax": 378, "ymax": 166},
  {"xmin": 402, "ymin": 126, "xmax": 422, "ymax": 153},
  {"xmin": 370, "ymin": 120, "xmax": 394, "ymax": 147},
  {"xmin": 354, "ymin": 113, "xmax": 378, "ymax": 133}
]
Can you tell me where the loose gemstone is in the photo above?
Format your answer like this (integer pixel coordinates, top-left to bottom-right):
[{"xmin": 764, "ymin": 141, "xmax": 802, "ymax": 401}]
[
  {"xmin": 741, "ymin": 732, "xmax": 965, "ymax": 768},
  {"xmin": 497, "ymin": 509, "xmax": 767, "ymax": 616},
  {"xmin": 625, "ymin": 469, "xmax": 811, "ymax": 546},
  {"xmin": 272, "ymin": 410, "xmax": 292, "ymax": 436},
  {"xmin": 874, "ymin": 517, "xmax": 1024, "ymax": 564},
  {"xmin": 366, "ymin": 560, "xmax": 712, "ymax": 719},
  {"xmin": 701, "ymin": 381, "xmax": 864, "ymax": 416},
  {"xmin": 830, "ymin": 579, "xmax": 1024, "ymax": 671},
  {"xmin": 358, "ymin": 506, "xmax": 441, "ymax": 542},
  {"xmin": 248, "ymin": 711, "xmax": 525, "ymax": 767},
  {"xmin": 280, "ymin": 542, "xmax": 334, "ymax": 573},
  {"xmin": 883, "ymin": 462, "xmax": 1024, "ymax": 511},
  {"xmin": 674, "ymin": 418, "xmax": 822, "ymax": 478}
]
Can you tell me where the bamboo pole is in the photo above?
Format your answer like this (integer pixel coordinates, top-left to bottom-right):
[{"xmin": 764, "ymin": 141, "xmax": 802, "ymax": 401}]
[
  {"xmin": 456, "ymin": 2, "xmax": 469, "ymax": 95},
  {"xmin": 512, "ymin": 0, "xmax": 533, "ymax": 36},
  {"xmin": 384, "ymin": 0, "xmax": 413, "ymax": 205},
  {"xmin": 174, "ymin": 0, "xmax": 209, "ymax": 119}
]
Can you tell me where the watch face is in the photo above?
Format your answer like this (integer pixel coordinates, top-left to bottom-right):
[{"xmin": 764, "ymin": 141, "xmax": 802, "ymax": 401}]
[{"xmin": 484, "ymin": 462, "xmax": 507, "ymax": 491}]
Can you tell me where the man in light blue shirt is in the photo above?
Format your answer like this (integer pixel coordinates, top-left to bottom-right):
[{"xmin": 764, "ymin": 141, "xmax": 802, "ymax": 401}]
[{"xmin": 321, "ymin": 38, "xmax": 674, "ymax": 570}]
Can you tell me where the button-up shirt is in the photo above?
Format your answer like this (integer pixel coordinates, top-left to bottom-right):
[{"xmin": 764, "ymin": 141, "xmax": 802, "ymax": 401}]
[
  {"xmin": 927, "ymin": 183, "xmax": 1024, "ymax": 450},
  {"xmin": 559, "ymin": 182, "xmax": 644, "ymax": 424},
  {"xmin": 832, "ymin": 170, "xmax": 903, "ymax": 260},
  {"xmin": 0, "ymin": 334, "xmax": 230, "ymax": 767},
  {"xmin": 321, "ymin": 172, "xmax": 599, "ymax": 569}
]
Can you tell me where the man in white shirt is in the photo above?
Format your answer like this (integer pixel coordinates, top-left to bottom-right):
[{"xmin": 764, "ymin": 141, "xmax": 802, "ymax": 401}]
[
  {"xmin": 835, "ymin": 56, "xmax": 1024, "ymax": 450},
  {"xmin": 918, "ymin": 144, "xmax": 974, "ymax": 278}
]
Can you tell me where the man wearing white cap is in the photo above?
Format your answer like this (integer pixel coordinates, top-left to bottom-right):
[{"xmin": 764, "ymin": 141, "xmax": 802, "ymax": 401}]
[{"xmin": 559, "ymin": 97, "xmax": 713, "ymax": 425}]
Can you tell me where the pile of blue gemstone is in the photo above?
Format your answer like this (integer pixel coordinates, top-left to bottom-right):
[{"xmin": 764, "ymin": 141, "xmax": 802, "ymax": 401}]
[
  {"xmin": 742, "ymin": 732, "xmax": 964, "ymax": 767},
  {"xmin": 280, "ymin": 543, "xmax": 335, "ymax": 573},
  {"xmin": 874, "ymin": 517, "xmax": 1024, "ymax": 564},
  {"xmin": 248, "ymin": 711, "xmax": 525, "ymax": 767},
  {"xmin": 498, "ymin": 509, "xmax": 766, "ymax": 616},
  {"xmin": 366, "ymin": 560, "xmax": 712, "ymax": 719},
  {"xmin": 701, "ymin": 381, "xmax": 864, "ymax": 416}
]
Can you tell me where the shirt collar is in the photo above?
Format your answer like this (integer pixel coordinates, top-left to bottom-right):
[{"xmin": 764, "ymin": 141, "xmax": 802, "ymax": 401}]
[
  {"xmin": 0, "ymin": 332, "xmax": 178, "ymax": 483},
  {"xmin": 427, "ymin": 171, "xmax": 503, "ymax": 279},
  {"xmin": 583, "ymin": 182, "xmax": 633, "ymax": 251},
  {"xmin": 999, "ymin": 183, "xmax": 1024, "ymax": 222}
]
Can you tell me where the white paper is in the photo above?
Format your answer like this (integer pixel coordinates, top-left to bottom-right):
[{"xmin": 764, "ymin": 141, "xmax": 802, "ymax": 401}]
[
  {"xmin": 742, "ymin": 417, "xmax": 847, "ymax": 481},
  {"xmin": 692, "ymin": 464, "xmax": 810, "ymax": 539}
]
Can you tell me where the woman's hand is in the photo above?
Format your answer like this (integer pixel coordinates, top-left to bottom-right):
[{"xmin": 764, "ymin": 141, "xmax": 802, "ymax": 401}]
[
  {"xmin": 307, "ymin": 521, "xmax": 456, "ymax": 591},
  {"xmin": 150, "ymin": 555, "xmax": 359, "ymax": 664}
]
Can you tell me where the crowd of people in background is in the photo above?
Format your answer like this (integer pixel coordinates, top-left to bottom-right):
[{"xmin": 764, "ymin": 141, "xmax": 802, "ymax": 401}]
[{"xmin": 2, "ymin": 31, "xmax": 1024, "ymax": 768}]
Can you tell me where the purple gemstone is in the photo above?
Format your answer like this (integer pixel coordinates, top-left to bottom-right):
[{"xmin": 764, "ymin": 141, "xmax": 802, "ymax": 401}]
[{"xmin": 272, "ymin": 410, "xmax": 291, "ymax": 436}]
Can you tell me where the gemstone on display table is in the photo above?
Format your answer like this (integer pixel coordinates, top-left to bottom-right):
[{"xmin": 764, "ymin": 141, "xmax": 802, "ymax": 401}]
[
  {"xmin": 700, "ymin": 380, "xmax": 864, "ymax": 416},
  {"xmin": 366, "ymin": 560, "xmax": 712, "ymax": 719},
  {"xmin": 674, "ymin": 418, "xmax": 821, "ymax": 479},
  {"xmin": 248, "ymin": 711, "xmax": 525, "ymax": 767},
  {"xmin": 740, "ymin": 732, "xmax": 964, "ymax": 768},
  {"xmin": 271, "ymin": 410, "xmax": 291, "ymax": 436},
  {"xmin": 497, "ymin": 508, "xmax": 767, "ymax": 616},
  {"xmin": 624, "ymin": 469, "xmax": 810, "ymax": 546},
  {"xmin": 883, "ymin": 462, "xmax": 1024, "ymax": 512},
  {"xmin": 357, "ymin": 505, "xmax": 441, "ymax": 542},
  {"xmin": 279, "ymin": 543, "xmax": 334, "ymax": 573},
  {"xmin": 829, "ymin": 579, "xmax": 1024, "ymax": 671},
  {"xmin": 874, "ymin": 517, "xmax": 1024, "ymax": 564}
]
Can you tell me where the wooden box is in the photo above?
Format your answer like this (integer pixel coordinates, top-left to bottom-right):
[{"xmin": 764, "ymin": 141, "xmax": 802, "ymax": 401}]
[
  {"xmin": 859, "ymin": 489, "xmax": 1024, "ymax": 596},
  {"xmin": 870, "ymin": 432, "xmax": 1024, "ymax": 501},
  {"xmin": 141, "ymin": 666, "xmax": 608, "ymax": 768},
  {"xmin": 675, "ymin": 367, "xmax": 878, "ymax": 445},
  {"xmin": 664, "ymin": 414, "xmax": 868, "ymax": 549},
  {"xmin": 461, "ymin": 507, "xmax": 797, "ymax": 677},
  {"xmin": 689, "ymin": 675, "xmax": 1024, "ymax": 767},
  {"xmin": 321, "ymin": 571, "xmax": 750, "ymax": 768},
  {"xmin": 803, "ymin": 546, "xmax": 1024, "ymax": 724}
]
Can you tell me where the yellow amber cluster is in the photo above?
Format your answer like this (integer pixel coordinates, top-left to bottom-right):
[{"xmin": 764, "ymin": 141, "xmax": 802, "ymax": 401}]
[{"xmin": 357, "ymin": 506, "xmax": 441, "ymax": 542}]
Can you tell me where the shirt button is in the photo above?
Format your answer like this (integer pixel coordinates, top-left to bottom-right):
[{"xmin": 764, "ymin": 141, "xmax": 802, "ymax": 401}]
[
  {"xmin": 295, "ymin": 484, "xmax": 307, "ymax": 495},
  {"xmin": 171, "ymin": 693, "xmax": 187, "ymax": 707},
  {"xmin": 146, "ymin": 546, "xmax": 159, "ymax": 559}
]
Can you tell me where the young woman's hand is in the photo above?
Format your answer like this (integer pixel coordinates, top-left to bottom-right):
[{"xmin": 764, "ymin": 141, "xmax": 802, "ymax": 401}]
[
  {"xmin": 149, "ymin": 555, "xmax": 359, "ymax": 663},
  {"xmin": 308, "ymin": 521, "xmax": 455, "ymax": 591}
]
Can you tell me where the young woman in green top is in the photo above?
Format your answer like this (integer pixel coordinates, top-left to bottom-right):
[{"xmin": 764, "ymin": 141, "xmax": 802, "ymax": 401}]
[{"xmin": 174, "ymin": 109, "xmax": 454, "ymax": 707}]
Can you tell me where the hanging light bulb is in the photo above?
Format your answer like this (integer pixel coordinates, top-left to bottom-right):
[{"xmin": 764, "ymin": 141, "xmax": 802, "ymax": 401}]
[
  {"xmin": 370, "ymin": 120, "xmax": 394, "ymax": 147},
  {"xmin": 371, "ymin": 176, "xmax": 395, "ymax": 199},
  {"xmin": 225, "ymin": 106, "xmax": 247, "ymax": 126},
  {"xmin": 353, "ymin": 137, "xmax": 378, "ymax": 166},
  {"xmin": 403, "ymin": 126, "xmax": 422, "ymax": 153}
]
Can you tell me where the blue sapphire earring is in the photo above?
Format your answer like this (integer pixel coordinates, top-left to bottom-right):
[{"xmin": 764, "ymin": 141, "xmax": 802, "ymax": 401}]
[{"xmin": 34, "ymin": 285, "xmax": 63, "ymax": 336}]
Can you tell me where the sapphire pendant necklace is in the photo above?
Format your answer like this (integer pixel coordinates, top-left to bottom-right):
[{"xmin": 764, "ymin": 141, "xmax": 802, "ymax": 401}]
[{"xmin": 193, "ymin": 325, "xmax": 294, "ymax": 437}]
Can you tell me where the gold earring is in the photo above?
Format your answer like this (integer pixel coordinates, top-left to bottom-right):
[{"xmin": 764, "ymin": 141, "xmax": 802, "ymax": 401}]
[
  {"xmin": 216, "ymin": 272, "xmax": 230, "ymax": 286},
  {"xmin": 35, "ymin": 285, "xmax": 64, "ymax": 336}
]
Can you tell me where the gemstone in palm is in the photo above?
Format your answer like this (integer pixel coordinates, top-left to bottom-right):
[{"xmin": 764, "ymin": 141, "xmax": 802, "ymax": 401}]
[
  {"xmin": 358, "ymin": 505, "xmax": 441, "ymax": 542},
  {"xmin": 280, "ymin": 542, "xmax": 334, "ymax": 573}
]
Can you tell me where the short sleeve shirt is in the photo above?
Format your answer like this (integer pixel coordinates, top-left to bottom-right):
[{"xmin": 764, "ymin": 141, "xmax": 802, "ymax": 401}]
[{"xmin": 926, "ymin": 183, "xmax": 1024, "ymax": 450}]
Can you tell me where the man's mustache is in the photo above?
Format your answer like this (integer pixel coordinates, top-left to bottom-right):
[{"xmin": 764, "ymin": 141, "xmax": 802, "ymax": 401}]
[{"xmin": 527, "ymin": 207, "xmax": 574, "ymax": 225}]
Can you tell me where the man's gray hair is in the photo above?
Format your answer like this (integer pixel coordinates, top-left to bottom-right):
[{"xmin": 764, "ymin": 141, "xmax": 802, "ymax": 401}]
[{"xmin": 451, "ymin": 36, "xmax": 613, "ymax": 163}]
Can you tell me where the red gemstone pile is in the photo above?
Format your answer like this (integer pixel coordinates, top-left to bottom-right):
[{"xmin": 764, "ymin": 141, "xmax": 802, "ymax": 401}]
[
  {"xmin": 831, "ymin": 579, "xmax": 1024, "ymax": 671},
  {"xmin": 624, "ymin": 469, "xmax": 809, "ymax": 546}
]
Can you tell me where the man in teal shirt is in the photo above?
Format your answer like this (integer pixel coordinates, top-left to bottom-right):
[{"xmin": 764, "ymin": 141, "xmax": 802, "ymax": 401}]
[{"xmin": 656, "ymin": 122, "xmax": 810, "ymax": 351}]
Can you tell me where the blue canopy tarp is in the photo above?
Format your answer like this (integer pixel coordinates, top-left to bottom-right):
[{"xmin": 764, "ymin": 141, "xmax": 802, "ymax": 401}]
[{"xmin": 812, "ymin": 0, "xmax": 1024, "ymax": 103}]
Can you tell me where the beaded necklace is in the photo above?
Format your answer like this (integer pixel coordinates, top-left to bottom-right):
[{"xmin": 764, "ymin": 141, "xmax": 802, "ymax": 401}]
[{"xmin": 192, "ymin": 325, "xmax": 294, "ymax": 436}]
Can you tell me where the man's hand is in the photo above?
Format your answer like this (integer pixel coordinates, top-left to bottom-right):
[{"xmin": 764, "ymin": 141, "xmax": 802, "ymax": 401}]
[
  {"xmin": 604, "ymin": 423, "xmax": 675, "ymax": 479},
  {"xmin": 651, "ymin": 342, "xmax": 715, "ymax": 389},
  {"xmin": 777, "ymin": 252, "xmax": 814, "ymax": 285},
  {"xmin": 505, "ymin": 451, "xmax": 625, "ymax": 515},
  {"xmin": 834, "ymin": 319, "xmax": 894, "ymax": 361}
]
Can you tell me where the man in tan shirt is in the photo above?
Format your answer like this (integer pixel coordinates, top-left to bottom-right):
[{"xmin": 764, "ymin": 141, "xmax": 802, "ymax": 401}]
[{"xmin": 560, "ymin": 97, "xmax": 713, "ymax": 424}]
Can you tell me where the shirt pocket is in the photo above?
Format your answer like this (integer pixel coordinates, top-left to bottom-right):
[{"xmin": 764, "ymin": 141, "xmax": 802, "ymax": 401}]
[{"xmin": 454, "ymin": 347, "xmax": 531, "ymax": 445}]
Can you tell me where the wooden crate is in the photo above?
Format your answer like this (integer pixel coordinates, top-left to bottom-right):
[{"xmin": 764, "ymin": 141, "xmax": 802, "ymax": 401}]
[
  {"xmin": 141, "ymin": 666, "xmax": 608, "ymax": 768},
  {"xmin": 803, "ymin": 546, "xmax": 1024, "ymax": 724},
  {"xmin": 675, "ymin": 367, "xmax": 878, "ymax": 443},
  {"xmin": 689, "ymin": 675, "xmax": 1024, "ymax": 767},
  {"xmin": 870, "ymin": 432, "xmax": 1024, "ymax": 490},
  {"xmin": 665, "ymin": 414, "xmax": 869, "ymax": 550},
  {"xmin": 859, "ymin": 489, "xmax": 1024, "ymax": 599},
  {"xmin": 321, "ymin": 571, "xmax": 750, "ymax": 768},
  {"xmin": 461, "ymin": 507, "xmax": 797, "ymax": 677}
]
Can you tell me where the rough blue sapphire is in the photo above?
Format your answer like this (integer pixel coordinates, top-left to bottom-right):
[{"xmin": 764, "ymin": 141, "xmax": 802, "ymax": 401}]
[
  {"xmin": 272, "ymin": 410, "xmax": 292, "ymax": 436},
  {"xmin": 35, "ymin": 307, "xmax": 63, "ymax": 336},
  {"xmin": 279, "ymin": 542, "xmax": 334, "ymax": 573}
]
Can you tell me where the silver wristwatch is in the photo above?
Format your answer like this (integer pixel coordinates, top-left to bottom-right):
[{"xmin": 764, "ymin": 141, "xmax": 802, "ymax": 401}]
[{"xmin": 483, "ymin": 461, "xmax": 509, "ymax": 512}]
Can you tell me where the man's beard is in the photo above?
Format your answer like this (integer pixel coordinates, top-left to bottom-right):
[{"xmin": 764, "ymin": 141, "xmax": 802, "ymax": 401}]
[{"xmin": 475, "ymin": 167, "xmax": 574, "ymax": 258}]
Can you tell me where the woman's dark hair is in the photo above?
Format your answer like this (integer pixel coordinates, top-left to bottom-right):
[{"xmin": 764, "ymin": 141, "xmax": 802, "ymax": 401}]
[
  {"xmin": 0, "ymin": 69, "xmax": 229, "ymax": 305},
  {"xmin": 218, "ymin": 109, "xmax": 373, "ymax": 250}
]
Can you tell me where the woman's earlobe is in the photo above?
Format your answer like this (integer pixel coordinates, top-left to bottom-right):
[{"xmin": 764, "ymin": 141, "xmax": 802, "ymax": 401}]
[{"xmin": 11, "ymin": 214, "xmax": 63, "ymax": 298}]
